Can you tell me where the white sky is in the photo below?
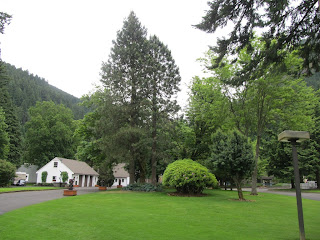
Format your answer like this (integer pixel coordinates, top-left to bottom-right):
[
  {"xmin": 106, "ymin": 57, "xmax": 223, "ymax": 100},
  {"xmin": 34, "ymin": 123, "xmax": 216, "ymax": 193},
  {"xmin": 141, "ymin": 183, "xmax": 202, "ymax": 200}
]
[{"xmin": 1, "ymin": 0, "xmax": 217, "ymax": 110}]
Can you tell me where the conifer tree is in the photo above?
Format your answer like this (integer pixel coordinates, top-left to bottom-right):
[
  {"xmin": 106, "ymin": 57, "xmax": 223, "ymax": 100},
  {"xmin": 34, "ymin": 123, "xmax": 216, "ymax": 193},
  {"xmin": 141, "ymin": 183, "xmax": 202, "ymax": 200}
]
[
  {"xmin": 196, "ymin": 0, "xmax": 320, "ymax": 75},
  {"xmin": 100, "ymin": 12, "xmax": 150, "ymax": 183},
  {"xmin": 147, "ymin": 35, "xmax": 181, "ymax": 184}
]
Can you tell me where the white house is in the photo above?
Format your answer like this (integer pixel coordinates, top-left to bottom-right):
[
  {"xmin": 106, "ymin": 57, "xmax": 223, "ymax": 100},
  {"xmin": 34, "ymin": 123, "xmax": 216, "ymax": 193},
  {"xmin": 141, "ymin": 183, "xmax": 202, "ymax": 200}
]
[
  {"xmin": 36, "ymin": 157, "xmax": 99, "ymax": 187},
  {"xmin": 112, "ymin": 163, "xmax": 130, "ymax": 187}
]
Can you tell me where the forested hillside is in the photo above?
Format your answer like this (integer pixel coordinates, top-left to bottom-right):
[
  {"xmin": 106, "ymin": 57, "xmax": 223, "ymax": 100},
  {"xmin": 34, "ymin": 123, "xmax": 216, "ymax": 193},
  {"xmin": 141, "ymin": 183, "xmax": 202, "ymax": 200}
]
[{"xmin": 4, "ymin": 62, "xmax": 87, "ymax": 124}]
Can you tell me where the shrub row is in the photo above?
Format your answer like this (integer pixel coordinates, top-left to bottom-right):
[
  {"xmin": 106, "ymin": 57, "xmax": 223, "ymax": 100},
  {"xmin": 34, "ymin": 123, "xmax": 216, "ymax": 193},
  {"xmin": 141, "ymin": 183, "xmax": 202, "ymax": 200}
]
[{"xmin": 123, "ymin": 183, "xmax": 162, "ymax": 192}]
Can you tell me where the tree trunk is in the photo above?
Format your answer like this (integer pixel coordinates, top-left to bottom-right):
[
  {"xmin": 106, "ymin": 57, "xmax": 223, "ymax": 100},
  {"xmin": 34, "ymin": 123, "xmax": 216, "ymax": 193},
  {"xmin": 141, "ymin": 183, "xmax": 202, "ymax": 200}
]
[
  {"xmin": 151, "ymin": 91, "xmax": 158, "ymax": 185},
  {"xmin": 291, "ymin": 178, "xmax": 295, "ymax": 189},
  {"xmin": 151, "ymin": 120, "xmax": 157, "ymax": 185},
  {"xmin": 129, "ymin": 155, "xmax": 135, "ymax": 184},
  {"xmin": 234, "ymin": 179, "xmax": 245, "ymax": 200},
  {"xmin": 251, "ymin": 135, "xmax": 261, "ymax": 195},
  {"xmin": 316, "ymin": 169, "xmax": 320, "ymax": 189}
]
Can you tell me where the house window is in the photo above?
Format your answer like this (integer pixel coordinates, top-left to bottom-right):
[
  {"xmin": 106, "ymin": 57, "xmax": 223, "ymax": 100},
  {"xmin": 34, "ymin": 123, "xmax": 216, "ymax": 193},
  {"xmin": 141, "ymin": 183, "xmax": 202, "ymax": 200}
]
[
  {"xmin": 114, "ymin": 179, "xmax": 117, "ymax": 182},
  {"xmin": 54, "ymin": 162, "xmax": 58, "ymax": 167},
  {"xmin": 52, "ymin": 176, "xmax": 56, "ymax": 182},
  {"xmin": 122, "ymin": 179, "xmax": 124, "ymax": 183}
]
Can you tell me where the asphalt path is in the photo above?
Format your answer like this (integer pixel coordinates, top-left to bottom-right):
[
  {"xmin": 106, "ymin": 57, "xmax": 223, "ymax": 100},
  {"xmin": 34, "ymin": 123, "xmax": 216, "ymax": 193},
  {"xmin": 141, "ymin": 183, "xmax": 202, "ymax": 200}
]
[
  {"xmin": 242, "ymin": 188, "xmax": 320, "ymax": 201},
  {"xmin": 0, "ymin": 187, "xmax": 99, "ymax": 215}
]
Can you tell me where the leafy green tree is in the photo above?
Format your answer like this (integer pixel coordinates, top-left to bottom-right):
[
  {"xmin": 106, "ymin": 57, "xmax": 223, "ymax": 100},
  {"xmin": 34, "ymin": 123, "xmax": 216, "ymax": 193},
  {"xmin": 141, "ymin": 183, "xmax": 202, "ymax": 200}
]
[
  {"xmin": 24, "ymin": 101, "xmax": 77, "ymax": 167},
  {"xmin": 195, "ymin": 0, "xmax": 320, "ymax": 75},
  {"xmin": 147, "ymin": 35, "xmax": 181, "ymax": 184},
  {"xmin": 98, "ymin": 161, "xmax": 115, "ymax": 187},
  {"xmin": 209, "ymin": 130, "xmax": 254, "ymax": 200},
  {"xmin": 198, "ymin": 39, "xmax": 316, "ymax": 195},
  {"xmin": 187, "ymin": 75, "xmax": 233, "ymax": 161},
  {"xmin": 0, "ymin": 159, "xmax": 15, "ymax": 187},
  {"xmin": 0, "ymin": 109, "xmax": 9, "ymax": 159}
]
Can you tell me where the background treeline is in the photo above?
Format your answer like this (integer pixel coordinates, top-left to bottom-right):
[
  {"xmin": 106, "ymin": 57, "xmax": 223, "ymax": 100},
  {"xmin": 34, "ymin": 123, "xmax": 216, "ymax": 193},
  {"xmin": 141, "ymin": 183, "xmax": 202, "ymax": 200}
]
[{"xmin": 4, "ymin": 62, "xmax": 87, "ymax": 125}]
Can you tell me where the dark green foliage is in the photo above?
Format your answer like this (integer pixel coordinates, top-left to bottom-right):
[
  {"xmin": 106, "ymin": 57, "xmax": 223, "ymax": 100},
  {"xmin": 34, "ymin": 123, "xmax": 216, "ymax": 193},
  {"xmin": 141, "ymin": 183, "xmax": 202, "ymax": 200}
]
[
  {"xmin": 123, "ymin": 183, "xmax": 162, "ymax": 192},
  {"xmin": 100, "ymin": 12, "xmax": 150, "ymax": 183},
  {"xmin": 0, "ymin": 62, "xmax": 23, "ymax": 166},
  {"xmin": 41, "ymin": 171, "xmax": 48, "ymax": 183},
  {"xmin": 0, "ymin": 159, "xmax": 16, "ymax": 187},
  {"xmin": 99, "ymin": 12, "xmax": 181, "ymax": 184},
  {"xmin": 147, "ymin": 35, "xmax": 181, "ymax": 184},
  {"xmin": 60, "ymin": 171, "xmax": 69, "ymax": 183},
  {"xmin": 196, "ymin": 0, "xmax": 320, "ymax": 75},
  {"xmin": 0, "ymin": 109, "xmax": 9, "ymax": 159},
  {"xmin": 163, "ymin": 159, "xmax": 218, "ymax": 194},
  {"xmin": 209, "ymin": 130, "xmax": 254, "ymax": 200},
  {"xmin": 24, "ymin": 101, "xmax": 77, "ymax": 167},
  {"xmin": 98, "ymin": 162, "xmax": 115, "ymax": 187},
  {"xmin": 4, "ymin": 63, "xmax": 87, "ymax": 124},
  {"xmin": 0, "ymin": 12, "xmax": 11, "ymax": 35}
]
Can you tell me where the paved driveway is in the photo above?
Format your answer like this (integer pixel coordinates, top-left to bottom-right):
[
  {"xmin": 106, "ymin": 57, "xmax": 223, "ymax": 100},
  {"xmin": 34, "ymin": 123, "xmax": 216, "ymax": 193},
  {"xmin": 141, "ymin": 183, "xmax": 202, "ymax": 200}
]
[
  {"xmin": 0, "ymin": 187, "xmax": 99, "ymax": 215},
  {"xmin": 242, "ymin": 188, "xmax": 320, "ymax": 201}
]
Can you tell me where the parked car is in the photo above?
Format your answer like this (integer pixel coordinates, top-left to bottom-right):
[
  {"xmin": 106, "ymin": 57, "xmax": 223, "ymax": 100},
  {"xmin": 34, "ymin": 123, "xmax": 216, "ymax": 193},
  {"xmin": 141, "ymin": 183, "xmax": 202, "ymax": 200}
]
[{"xmin": 16, "ymin": 179, "xmax": 26, "ymax": 186}]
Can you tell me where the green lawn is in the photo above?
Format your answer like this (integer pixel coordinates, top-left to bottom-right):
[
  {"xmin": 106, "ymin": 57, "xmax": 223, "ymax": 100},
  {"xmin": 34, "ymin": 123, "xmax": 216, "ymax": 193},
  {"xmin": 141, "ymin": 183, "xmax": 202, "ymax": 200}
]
[
  {"xmin": 0, "ymin": 186, "xmax": 63, "ymax": 193},
  {"xmin": 0, "ymin": 189, "xmax": 319, "ymax": 240}
]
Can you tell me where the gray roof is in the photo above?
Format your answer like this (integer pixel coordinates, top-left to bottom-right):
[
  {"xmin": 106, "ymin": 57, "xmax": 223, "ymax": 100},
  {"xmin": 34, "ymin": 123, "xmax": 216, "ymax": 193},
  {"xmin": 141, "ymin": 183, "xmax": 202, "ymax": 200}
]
[
  {"xmin": 113, "ymin": 163, "xmax": 129, "ymax": 178},
  {"xmin": 57, "ymin": 157, "xmax": 99, "ymax": 176}
]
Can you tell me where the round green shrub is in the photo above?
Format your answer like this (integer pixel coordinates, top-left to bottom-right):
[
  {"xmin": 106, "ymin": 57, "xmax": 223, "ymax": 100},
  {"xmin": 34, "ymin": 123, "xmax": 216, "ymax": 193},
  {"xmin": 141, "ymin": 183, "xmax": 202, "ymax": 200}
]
[
  {"xmin": 0, "ymin": 159, "xmax": 16, "ymax": 187},
  {"xmin": 162, "ymin": 159, "xmax": 218, "ymax": 194}
]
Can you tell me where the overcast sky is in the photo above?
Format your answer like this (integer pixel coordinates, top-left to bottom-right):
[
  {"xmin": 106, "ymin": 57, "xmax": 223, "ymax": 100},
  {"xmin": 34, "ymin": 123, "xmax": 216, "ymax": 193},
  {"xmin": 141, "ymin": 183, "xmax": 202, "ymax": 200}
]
[{"xmin": 1, "ymin": 0, "xmax": 217, "ymax": 109}]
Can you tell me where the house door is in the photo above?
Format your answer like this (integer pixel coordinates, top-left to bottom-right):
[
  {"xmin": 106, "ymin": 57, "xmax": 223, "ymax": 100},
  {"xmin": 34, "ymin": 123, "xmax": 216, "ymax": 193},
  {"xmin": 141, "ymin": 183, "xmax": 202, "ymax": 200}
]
[{"xmin": 118, "ymin": 179, "xmax": 121, "ymax": 185}]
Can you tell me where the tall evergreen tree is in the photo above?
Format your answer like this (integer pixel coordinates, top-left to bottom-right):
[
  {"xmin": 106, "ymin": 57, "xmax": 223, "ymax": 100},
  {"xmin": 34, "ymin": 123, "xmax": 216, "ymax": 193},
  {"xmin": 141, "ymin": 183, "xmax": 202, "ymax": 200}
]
[
  {"xmin": 100, "ymin": 12, "xmax": 150, "ymax": 183},
  {"xmin": 0, "ymin": 108, "xmax": 9, "ymax": 159},
  {"xmin": 147, "ymin": 35, "xmax": 181, "ymax": 184},
  {"xmin": 0, "ymin": 14, "xmax": 23, "ymax": 166}
]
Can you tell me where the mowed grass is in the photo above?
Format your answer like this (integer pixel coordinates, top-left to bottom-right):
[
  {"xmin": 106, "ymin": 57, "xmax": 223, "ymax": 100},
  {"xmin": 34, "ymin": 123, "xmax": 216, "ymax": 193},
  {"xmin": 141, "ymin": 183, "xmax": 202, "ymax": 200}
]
[
  {"xmin": 0, "ymin": 189, "xmax": 319, "ymax": 240},
  {"xmin": 0, "ymin": 187, "xmax": 63, "ymax": 193}
]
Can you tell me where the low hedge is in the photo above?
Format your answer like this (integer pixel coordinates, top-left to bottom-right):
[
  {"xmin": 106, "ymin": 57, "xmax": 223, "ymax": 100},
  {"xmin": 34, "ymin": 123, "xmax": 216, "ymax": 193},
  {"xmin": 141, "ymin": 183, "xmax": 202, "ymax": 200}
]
[{"xmin": 123, "ymin": 183, "xmax": 162, "ymax": 192}]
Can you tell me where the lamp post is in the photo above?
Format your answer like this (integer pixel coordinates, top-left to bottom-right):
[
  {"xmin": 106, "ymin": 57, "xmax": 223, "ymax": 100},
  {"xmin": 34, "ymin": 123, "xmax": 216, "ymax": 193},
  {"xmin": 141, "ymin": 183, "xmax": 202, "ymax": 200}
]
[{"xmin": 278, "ymin": 130, "xmax": 310, "ymax": 240}]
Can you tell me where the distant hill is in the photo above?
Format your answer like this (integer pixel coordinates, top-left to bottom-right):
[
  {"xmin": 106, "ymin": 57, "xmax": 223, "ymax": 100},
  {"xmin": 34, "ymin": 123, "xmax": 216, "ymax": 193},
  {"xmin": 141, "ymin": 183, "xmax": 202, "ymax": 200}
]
[{"xmin": 4, "ymin": 62, "xmax": 87, "ymax": 124}]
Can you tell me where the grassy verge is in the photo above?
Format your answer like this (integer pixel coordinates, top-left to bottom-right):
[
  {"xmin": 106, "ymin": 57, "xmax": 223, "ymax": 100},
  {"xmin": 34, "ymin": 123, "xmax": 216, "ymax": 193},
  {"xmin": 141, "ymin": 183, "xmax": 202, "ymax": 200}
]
[
  {"xmin": 0, "ymin": 189, "xmax": 319, "ymax": 240},
  {"xmin": 0, "ymin": 187, "xmax": 63, "ymax": 193}
]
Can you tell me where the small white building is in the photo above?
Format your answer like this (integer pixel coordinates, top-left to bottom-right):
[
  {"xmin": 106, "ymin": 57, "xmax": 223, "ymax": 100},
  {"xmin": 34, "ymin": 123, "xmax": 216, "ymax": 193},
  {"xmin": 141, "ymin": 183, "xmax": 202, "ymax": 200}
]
[
  {"xmin": 112, "ymin": 163, "xmax": 130, "ymax": 187},
  {"xmin": 36, "ymin": 157, "xmax": 99, "ymax": 187},
  {"xmin": 17, "ymin": 164, "xmax": 38, "ymax": 183}
]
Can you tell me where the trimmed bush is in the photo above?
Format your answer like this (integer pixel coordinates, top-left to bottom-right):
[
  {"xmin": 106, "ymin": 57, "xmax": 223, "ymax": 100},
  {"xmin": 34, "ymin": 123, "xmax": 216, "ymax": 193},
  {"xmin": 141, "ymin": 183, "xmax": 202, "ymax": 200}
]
[
  {"xmin": 41, "ymin": 171, "xmax": 48, "ymax": 183},
  {"xmin": 0, "ymin": 159, "xmax": 16, "ymax": 187},
  {"xmin": 60, "ymin": 171, "xmax": 69, "ymax": 183},
  {"xmin": 163, "ymin": 159, "xmax": 218, "ymax": 194},
  {"xmin": 123, "ymin": 183, "xmax": 162, "ymax": 192}
]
